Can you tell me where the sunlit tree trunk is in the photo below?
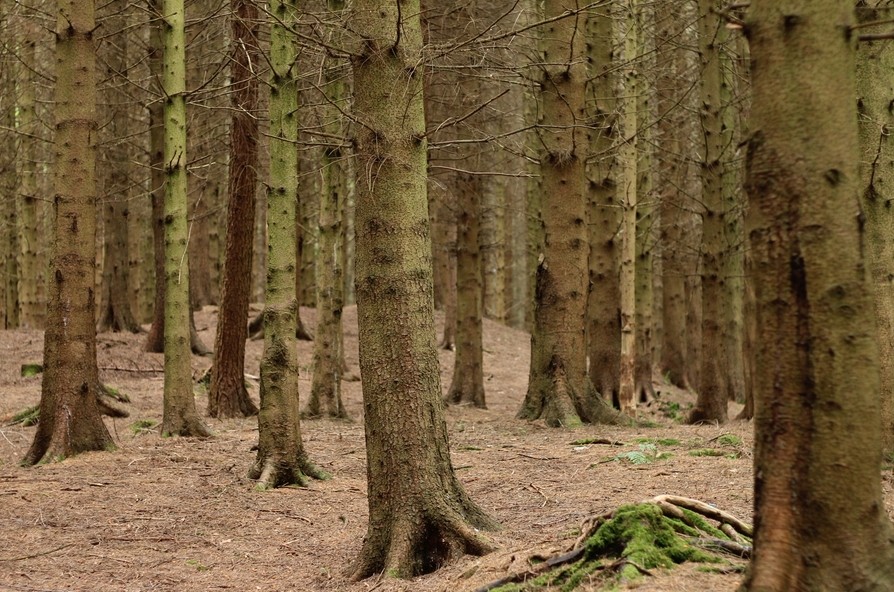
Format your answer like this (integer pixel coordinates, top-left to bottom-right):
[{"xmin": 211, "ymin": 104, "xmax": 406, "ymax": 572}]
[
  {"xmin": 22, "ymin": 0, "xmax": 114, "ymax": 464},
  {"xmin": 742, "ymin": 1, "xmax": 894, "ymax": 588},
  {"xmin": 159, "ymin": 0, "xmax": 210, "ymax": 437}
]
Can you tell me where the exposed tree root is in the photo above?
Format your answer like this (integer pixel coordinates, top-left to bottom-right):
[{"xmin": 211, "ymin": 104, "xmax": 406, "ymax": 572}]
[
  {"xmin": 477, "ymin": 496, "xmax": 752, "ymax": 592},
  {"xmin": 247, "ymin": 454, "xmax": 327, "ymax": 490},
  {"xmin": 4, "ymin": 384, "xmax": 130, "ymax": 427}
]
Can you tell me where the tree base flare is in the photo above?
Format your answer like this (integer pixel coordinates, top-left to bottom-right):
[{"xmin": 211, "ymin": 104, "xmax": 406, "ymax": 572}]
[
  {"xmin": 247, "ymin": 455, "xmax": 327, "ymax": 490},
  {"xmin": 350, "ymin": 502, "xmax": 496, "ymax": 581},
  {"xmin": 476, "ymin": 496, "xmax": 752, "ymax": 592}
]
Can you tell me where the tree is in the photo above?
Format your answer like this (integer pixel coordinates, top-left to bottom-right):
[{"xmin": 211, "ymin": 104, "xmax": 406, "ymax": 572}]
[
  {"xmin": 519, "ymin": 2, "xmax": 615, "ymax": 425},
  {"xmin": 742, "ymin": 0, "xmax": 894, "ymax": 588},
  {"xmin": 208, "ymin": 0, "xmax": 261, "ymax": 419},
  {"xmin": 307, "ymin": 0, "xmax": 350, "ymax": 419},
  {"xmin": 348, "ymin": 0, "xmax": 496, "ymax": 578},
  {"xmin": 159, "ymin": 0, "xmax": 210, "ymax": 437},
  {"xmin": 856, "ymin": 0, "xmax": 894, "ymax": 453},
  {"xmin": 22, "ymin": 0, "xmax": 114, "ymax": 464},
  {"xmin": 248, "ymin": 0, "xmax": 322, "ymax": 487}
]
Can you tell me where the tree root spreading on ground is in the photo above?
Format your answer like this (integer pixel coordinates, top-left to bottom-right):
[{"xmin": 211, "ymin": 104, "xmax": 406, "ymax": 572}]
[{"xmin": 474, "ymin": 495, "xmax": 752, "ymax": 592}]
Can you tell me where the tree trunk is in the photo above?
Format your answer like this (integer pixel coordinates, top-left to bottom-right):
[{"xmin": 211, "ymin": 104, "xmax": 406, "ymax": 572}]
[
  {"xmin": 586, "ymin": 7, "xmax": 620, "ymax": 407},
  {"xmin": 249, "ymin": 0, "xmax": 321, "ymax": 487},
  {"xmin": 618, "ymin": 0, "xmax": 639, "ymax": 415},
  {"xmin": 160, "ymin": 0, "xmax": 210, "ymax": 437},
  {"xmin": 520, "ymin": 1, "xmax": 616, "ymax": 426},
  {"xmin": 857, "ymin": 0, "xmax": 894, "ymax": 454},
  {"xmin": 208, "ymin": 0, "xmax": 261, "ymax": 419},
  {"xmin": 690, "ymin": 0, "xmax": 729, "ymax": 424},
  {"xmin": 2, "ymin": 30, "xmax": 18, "ymax": 329},
  {"xmin": 481, "ymin": 175, "xmax": 505, "ymax": 322},
  {"xmin": 446, "ymin": 173, "xmax": 486, "ymax": 408},
  {"xmin": 22, "ymin": 0, "xmax": 114, "ymax": 464},
  {"xmin": 349, "ymin": 0, "xmax": 496, "ymax": 579},
  {"xmin": 307, "ymin": 4, "xmax": 349, "ymax": 418},
  {"xmin": 742, "ymin": 1, "xmax": 894, "ymax": 588}
]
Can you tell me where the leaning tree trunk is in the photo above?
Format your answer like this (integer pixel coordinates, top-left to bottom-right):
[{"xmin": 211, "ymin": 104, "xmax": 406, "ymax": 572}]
[
  {"xmin": 348, "ymin": 0, "xmax": 496, "ymax": 580},
  {"xmin": 22, "ymin": 0, "xmax": 114, "ymax": 464},
  {"xmin": 857, "ymin": 0, "xmax": 894, "ymax": 454},
  {"xmin": 248, "ymin": 0, "xmax": 322, "ymax": 488},
  {"xmin": 520, "ymin": 1, "xmax": 616, "ymax": 426},
  {"xmin": 159, "ymin": 0, "xmax": 210, "ymax": 437},
  {"xmin": 742, "ymin": 0, "xmax": 894, "ymax": 589},
  {"xmin": 208, "ymin": 0, "xmax": 261, "ymax": 419}
]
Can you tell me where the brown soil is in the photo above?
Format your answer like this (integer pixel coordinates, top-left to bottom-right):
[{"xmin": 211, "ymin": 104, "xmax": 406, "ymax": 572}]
[{"xmin": 1, "ymin": 306, "xmax": 892, "ymax": 592}]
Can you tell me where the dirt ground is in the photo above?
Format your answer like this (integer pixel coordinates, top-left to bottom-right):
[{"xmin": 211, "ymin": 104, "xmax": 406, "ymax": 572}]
[{"xmin": 1, "ymin": 305, "xmax": 892, "ymax": 592}]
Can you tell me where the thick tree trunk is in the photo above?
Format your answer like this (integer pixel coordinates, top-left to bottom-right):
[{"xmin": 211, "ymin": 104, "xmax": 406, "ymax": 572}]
[
  {"xmin": 23, "ymin": 0, "xmax": 114, "ymax": 464},
  {"xmin": 520, "ymin": 1, "xmax": 616, "ymax": 426},
  {"xmin": 349, "ymin": 0, "xmax": 496, "ymax": 579},
  {"xmin": 160, "ymin": 0, "xmax": 210, "ymax": 437},
  {"xmin": 857, "ymin": 0, "xmax": 894, "ymax": 454},
  {"xmin": 742, "ymin": 1, "xmax": 894, "ymax": 589},
  {"xmin": 208, "ymin": 0, "xmax": 261, "ymax": 419}
]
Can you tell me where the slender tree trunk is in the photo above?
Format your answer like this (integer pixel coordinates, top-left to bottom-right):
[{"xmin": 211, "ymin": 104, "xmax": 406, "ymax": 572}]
[
  {"xmin": 690, "ymin": 0, "xmax": 728, "ymax": 423},
  {"xmin": 618, "ymin": 0, "xmax": 639, "ymax": 415},
  {"xmin": 16, "ymin": 25, "xmax": 45, "ymax": 330},
  {"xmin": 349, "ymin": 0, "xmax": 496, "ymax": 579},
  {"xmin": 857, "ymin": 0, "xmax": 894, "ymax": 454},
  {"xmin": 481, "ymin": 175, "xmax": 505, "ymax": 322},
  {"xmin": 208, "ymin": 0, "xmax": 261, "ymax": 418},
  {"xmin": 742, "ymin": 1, "xmax": 894, "ymax": 588},
  {"xmin": 249, "ymin": 0, "xmax": 321, "ymax": 487},
  {"xmin": 308, "ymin": 3, "xmax": 349, "ymax": 418},
  {"xmin": 22, "ymin": 0, "xmax": 114, "ymax": 464},
  {"xmin": 2, "ymin": 25, "xmax": 19, "ymax": 329},
  {"xmin": 587, "ymin": 7, "xmax": 620, "ymax": 407},
  {"xmin": 160, "ymin": 0, "xmax": 210, "ymax": 437}
]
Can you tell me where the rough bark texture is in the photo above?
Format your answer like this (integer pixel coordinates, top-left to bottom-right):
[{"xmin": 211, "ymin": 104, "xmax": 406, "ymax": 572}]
[
  {"xmin": 587, "ymin": 7, "xmax": 620, "ymax": 407},
  {"xmin": 618, "ymin": 0, "xmax": 639, "ymax": 415},
  {"xmin": 0, "ymin": 29, "xmax": 15, "ymax": 329},
  {"xmin": 857, "ymin": 0, "xmax": 894, "ymax": 454},
  {"xmin": 690, "ymin": 0, "xmax": 729, "ymax": 424},
  {"xmin": 308, "ymin": 4, "xmax": 349, "ymax": 419},
  {"xmin": 446, "ymin": 173, "xmax": 486, "ymax": 408},
  {"xmin": 742, "ymin": 1, "xmax": 894, "ymax": 589},
  {"xmin": 208, "ymin": 0, "xmax": 261, "ymax": 419},
  {"xmin": 16, "ymin": 26, "xmax": 45, "ymax": 331},
  {"xmin": 520, "ymin": 1, "xmax": 616, "ymax": 426},
  {"xmin": 249, "ymin": 0, "xmax": 321, "ymax": 488},
  {"xmin": 159, "ymin": 0, "xmax": 210, "ymax": 438},
  {"xmin": 349, "ymin": 0, "xmax": 496, "ymax": 579},
  {"xmin": 22, "ymin": 0, "xmax": 114, "ymax": 464}
]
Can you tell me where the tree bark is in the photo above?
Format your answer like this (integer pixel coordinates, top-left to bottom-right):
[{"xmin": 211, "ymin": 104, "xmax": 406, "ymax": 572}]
[
  {"xmin": 160, "ymin": 0, "xmax": 210, "ymax": 437},
  {"xmin": 857, "ymin": 0, "xmax": 894, "ymax": 454},
  {"xmin": 208, "ymin": 0, "xmax": 261, "ymax": 419},
  {"xmin": 742, "ymin": 1, "xmax": 894, "ymax": 588},
  {"xmin": 349, "ymin": 0, "xmax": 496, "ymax": 579},
  {"xmin": 22, "ymin": 0, "xmax": 114, "ymax": 464}
]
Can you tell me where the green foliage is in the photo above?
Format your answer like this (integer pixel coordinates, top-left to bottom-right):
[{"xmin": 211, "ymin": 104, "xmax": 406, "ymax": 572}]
[
  {"xmin": 688, "ymin": 448, "xmax": 725, "ymax": 457},
  {"xmin": 603, "ymin": 443, "xmax": 672, "ymax": 466},
  {"xmin": 716, "ymin": 434, "xmax": 741, "ymax": 447},
  {"xmin": 6, "ymin": 405, "xmax": 39, "ymax": 427},
  {"xmin": 635, "ymin": 437, "xmax": 680, "ymax": 446},
  {"xmin": 130, "ymin": 419, "xmax": 158, "ymax": 435},
  {"xmin": 185, "ymin": 559, "xmax": 209, "ymax": 572},
  {"xmin": 20, "ymin": 363, "xmax": 43, "ymax": 377}
]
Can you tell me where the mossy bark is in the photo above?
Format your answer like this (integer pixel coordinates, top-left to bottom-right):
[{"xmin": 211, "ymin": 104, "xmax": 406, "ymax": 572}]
[
  {"xmin": 22, "ymin": 0, "xmax": 114, "ymax": 464},
  {"xmin": 248, "ymin": 0, "xmax": 322, "ymax": 488},
  {"xmin": 159, "ymin": 0, "xmax": 210, "ymax": 438},
  {"xmin": 208, "ymin": 0, "xmax": 261, "ymax": 419},
  {"xmin": 857, "ymin": 0, "xmax": 894, "ymax": 454},
  {"xmin": 742, "ymin": 1, "xmax": 894, "ymax": 589},
  {"xmin": 349, "ymin": 0, "xmax": 496, "ymax": 579}
]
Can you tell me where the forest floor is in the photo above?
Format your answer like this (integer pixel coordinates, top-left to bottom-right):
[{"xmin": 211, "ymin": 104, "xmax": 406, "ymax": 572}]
[{"xmin": 1, "ymin": 305, "xmax": 892, "ymax": 592}]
